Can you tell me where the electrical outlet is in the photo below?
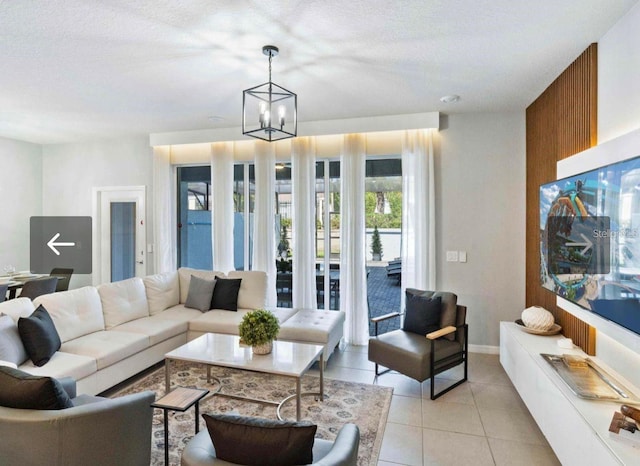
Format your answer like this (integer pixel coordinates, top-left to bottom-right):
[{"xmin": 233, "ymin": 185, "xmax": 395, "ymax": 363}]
[
  {"xmin": 446, "ymin": 251, "xmax": 459, "ymax": 262},
  {"xmin": 459, "ymin": 251, "xmax": 467, "ymax": 263}
]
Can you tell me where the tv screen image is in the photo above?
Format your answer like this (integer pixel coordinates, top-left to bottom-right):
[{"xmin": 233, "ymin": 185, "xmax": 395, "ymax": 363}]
[{"xmin": 540, "ymin": 155, "xmax": 640, "ymax": 335}]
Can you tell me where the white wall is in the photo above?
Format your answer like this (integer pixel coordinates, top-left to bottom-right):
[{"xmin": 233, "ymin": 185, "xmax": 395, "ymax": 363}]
[
  {"xmin": 598, "ymin": 0, "xmax": 640, "ymax": 142},
  {"xmin": 438, "ymin": 112, "xmax": 526, "ymax": 349},
  {"xmin": 0, "ymin": 137, "xmax": 42, "ymax": 272},
  {"xmin": 42, "ymin": 136, "xmax": 153, "ymax": 287}
]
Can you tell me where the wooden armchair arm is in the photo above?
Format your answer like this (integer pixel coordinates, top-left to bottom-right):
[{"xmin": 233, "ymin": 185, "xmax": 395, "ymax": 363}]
[
  {"xmin": 371, "ymin": 312, "xmax": 403, "ymax": 336},
  {"xmin": 426, "ymin": 326, "xmax": 457, "ymax": 340},
  {"xmin": 371, "ymin": 312, "xmax": 402, "ymax": 323}
]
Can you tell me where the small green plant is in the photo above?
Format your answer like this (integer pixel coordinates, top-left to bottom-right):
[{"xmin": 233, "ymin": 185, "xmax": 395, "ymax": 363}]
[
  {"xmin": 371, "ymin": 225, "xmax": 383, "ymax": 260},
  {"xmin": 238, "ymin": 309, "xmax": 280, "ymax": 346}
]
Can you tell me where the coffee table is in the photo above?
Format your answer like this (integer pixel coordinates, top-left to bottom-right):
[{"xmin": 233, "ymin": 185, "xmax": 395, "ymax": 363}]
[{"xmin": 164, "ymin": 333, "xmax": 324, "ymax": 421}]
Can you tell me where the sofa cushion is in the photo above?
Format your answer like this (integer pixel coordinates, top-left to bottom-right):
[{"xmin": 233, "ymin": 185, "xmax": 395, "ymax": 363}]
[
  {"xmin": 34, "ymin": 287, "xmax": 105, "ymax": 343},
  {"xmin": 178, "ymin": 268, "xmax": 224, "ymax": 304},
  {"xmin": 0, "ymin": 360, "xmax": 18, "ymax": 369},
  {"xmin": 406, "ymin": 289, "xmax": 458, "ymax": 341},
  {"xmin": 114, "ymin": 315, "xmax": 188, "ymax": 346},
  {"xmin": 189, "ymin": 308, "xmax": 297, "ymax": 336},
  {"xmin": 403, "ymin": 293, "xmax": 442, "ymax": 336},
  {"xmin": 154, "ymin": 304, "xmax": 204, "ymax": 323},
  {"xmin": 97, "ymin": 277, "xmax": 149, "ymax": 330},
  {"xmin": 188, "ymin": 309, "xmax": 248, "ymax": 335},
  {"xmin": 0, "ymin": 297, "xmax": 36, "ymax": 322},
  {"xmin": 18, "ymin": 305, "xmax": 62, "ymax": 367},
  {"xmin": 0, "ymin": 366, "xmax": 73, "ymax": 410},
  {"xmin": 203, "ymin": 413, "xmax": 316, "ymax": 466},
  {"xmin": 210, "ymin": 277, "xmax": 242, "ymax": 311},
  {"xmin": 0, "ymin": 314, "xmax": 28, "ymax": 366},
  {"xmin": 143, "ymin": 271, "xmax": 179, "ymax": 315},
  {"xmin": 20, "ymin": 351, "xmax": 97, "ymax": 382},
  {"xmin": 227, "ymin": 270, "xmax": 268, "ymax": 310},
  {"xmin": 185, "ymin": 275, "xmax": 216, "ymax": 312},
  {"xmin": 60, "ymin": 331, "xmax": 149, "ymax": 370}
]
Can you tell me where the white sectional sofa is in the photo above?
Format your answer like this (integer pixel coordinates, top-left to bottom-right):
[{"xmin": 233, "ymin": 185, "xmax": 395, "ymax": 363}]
[{"xmin": 0, "ymin": 267, "xmax": 345, "ymax": 395}]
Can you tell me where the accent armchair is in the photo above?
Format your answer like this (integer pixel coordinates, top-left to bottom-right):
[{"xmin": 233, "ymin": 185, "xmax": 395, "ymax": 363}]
[
  {"xmin": 181, "ymin": 421, "xmax": 360, "ymax": 466},
  {"xmin": 368, "ymin": 289, "xmax": 468, "ymax": 399},
  {"xmin": 0, "ymin": 376, "xmax": 155, "ymax": 466}
]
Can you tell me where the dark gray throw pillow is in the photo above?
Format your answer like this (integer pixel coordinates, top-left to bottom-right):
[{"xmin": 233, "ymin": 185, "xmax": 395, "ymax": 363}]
[
  {"xmin": 210, "ymin": 277, "xmax": 242, "ymax": 311},
  {"xmin": 203, "ymin": 413, "xmax": 316, "ymax": 466},
  {"xmin": 406, "ymin": 289, "xmax": 458, "ymax": 340},
  {"xmin": 0, "ymin": 366, "xmax": 73, "ymax": 410},
  {"xmin": 184, "ymin": 275, "xmax": 216, "ymax": 312},
  {"xmin": 18, "ymin": 305, "xmax": 61, "ymax": 367},
  {"xmin": 403, "ymin": 293, "xmax": 442, "ymax": 336},
  {"xmin": 0, "ymin": 314, "xmax": 29, "ymax": 366}
]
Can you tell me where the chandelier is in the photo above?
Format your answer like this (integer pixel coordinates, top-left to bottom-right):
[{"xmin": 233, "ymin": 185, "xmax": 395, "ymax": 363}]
[{"xmin": 242, "ymin": 45, "xmax": 297, "ymax": 142}]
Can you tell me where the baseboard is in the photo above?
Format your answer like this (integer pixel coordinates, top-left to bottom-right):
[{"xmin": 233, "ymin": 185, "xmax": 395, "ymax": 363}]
[{"xmin": 469, "ymin": 344, "xmax": 499, "ymax": 354}]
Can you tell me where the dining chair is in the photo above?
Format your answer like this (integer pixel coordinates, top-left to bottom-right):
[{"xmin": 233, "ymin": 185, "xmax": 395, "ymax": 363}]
[
  {"xmin": 50, "ymin": 268, "xmax": 74, "ymax": 292},
  {"xmin": 19, "ymin": 277, "xmax": 59, "ymax": 300}
]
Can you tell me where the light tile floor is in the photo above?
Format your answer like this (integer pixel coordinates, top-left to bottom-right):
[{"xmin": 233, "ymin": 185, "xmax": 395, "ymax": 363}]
[{"xmin": 311, "ymin": 344, "xmax": 561, "ymax": 466}]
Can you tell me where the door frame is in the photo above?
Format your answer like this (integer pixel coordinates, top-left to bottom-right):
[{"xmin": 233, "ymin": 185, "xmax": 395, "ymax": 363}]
[{"xmin": 92, "ymin": 186, "xmax": 146, "ymax": 285}]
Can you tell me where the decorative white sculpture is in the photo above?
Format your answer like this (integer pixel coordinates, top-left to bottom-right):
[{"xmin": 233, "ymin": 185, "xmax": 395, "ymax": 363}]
[{"xmin": 521, "ymin": 306, "xmax": 555, "ymax": 331}]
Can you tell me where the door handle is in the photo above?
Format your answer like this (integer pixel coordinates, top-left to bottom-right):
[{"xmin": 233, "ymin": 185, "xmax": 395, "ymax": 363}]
[{"xmin": 137, "ymin": 260, "xmax": 144, "ymax": 265}]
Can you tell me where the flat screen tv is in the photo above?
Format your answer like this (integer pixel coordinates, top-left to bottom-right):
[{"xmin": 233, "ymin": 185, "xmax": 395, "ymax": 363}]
[{"xmin": 540, "ymin": 155, "xmax": 640, "ymax": 335}]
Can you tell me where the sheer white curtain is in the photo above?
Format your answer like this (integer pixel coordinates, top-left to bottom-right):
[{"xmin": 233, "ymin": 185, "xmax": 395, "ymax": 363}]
[
  {"xmin": 253, "ymin": 142, "xmax": 277, "ymax": 307},
  {"xmin": 291, "ymin": 137, "xmax": 317, "ymax": 309},
  {"xmin": 401, "ymin": 129, "xmax": 436, "ymax": 299},
  {"xmin": 211, "ymin": 142, "xmax": 235, "ymax": 272},
  {"xmin": 152, "ymin": 146, "xmax": 176, "ymax": 273},
  {"xmin": 340, "ymin": 134, "xmax": 369, "ymax": 345}
]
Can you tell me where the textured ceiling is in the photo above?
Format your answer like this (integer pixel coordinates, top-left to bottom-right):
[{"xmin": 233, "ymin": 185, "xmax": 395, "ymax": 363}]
[{"xmin": 0, "ymin": 0, "xmax": 636, "ymax": 144}]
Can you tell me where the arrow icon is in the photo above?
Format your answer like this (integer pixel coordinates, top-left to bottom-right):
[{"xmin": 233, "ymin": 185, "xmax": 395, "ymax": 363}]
[
  {"xmin": 566, "ymin": 233, "xmax": 593, "ymax": 255},
  {"xmin": 47, "ymin": 233, "xmax": 76, "ymax": 256}
]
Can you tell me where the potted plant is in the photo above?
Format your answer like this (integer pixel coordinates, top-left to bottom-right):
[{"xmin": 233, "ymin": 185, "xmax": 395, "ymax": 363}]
[
  {"xmin": 238, "ymin": 309, "xmax": 280, "ymax": 355},
  {"xmin": 371, "ymin": 225, "xmax": 383, "ymax": 261}
]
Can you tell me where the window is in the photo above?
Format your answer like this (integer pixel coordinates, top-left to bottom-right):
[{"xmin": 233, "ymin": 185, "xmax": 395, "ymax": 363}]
[{"xmin": 177, "ymin": 166, "xmax": 212, "ymax": 269}]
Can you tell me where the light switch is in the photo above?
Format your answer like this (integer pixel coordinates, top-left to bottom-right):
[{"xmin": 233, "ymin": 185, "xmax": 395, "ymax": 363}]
[
  {"xmin": 459, "ymin": 251, "xmax": 467, "ymax": 263},
  {"xmin": 446, "ymin": 251, "xmax": 459, "ymax": 262}
]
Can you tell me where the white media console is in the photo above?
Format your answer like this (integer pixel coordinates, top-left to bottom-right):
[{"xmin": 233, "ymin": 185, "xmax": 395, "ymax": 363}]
[{"xmin": 500, "ymin": 322, "xmax": 640, "ymax": 465}]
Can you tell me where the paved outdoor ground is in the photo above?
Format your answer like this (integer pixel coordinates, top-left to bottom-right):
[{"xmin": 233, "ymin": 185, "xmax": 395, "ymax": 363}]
[{"xmin": 367, "ymin": 264, "xmax": 401, "ymax": 335}]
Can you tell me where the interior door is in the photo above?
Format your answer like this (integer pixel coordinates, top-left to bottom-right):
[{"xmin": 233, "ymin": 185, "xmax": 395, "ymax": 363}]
[{"xmin": 95, "ymin": 187, "xmax": 146, "ymax": 283}]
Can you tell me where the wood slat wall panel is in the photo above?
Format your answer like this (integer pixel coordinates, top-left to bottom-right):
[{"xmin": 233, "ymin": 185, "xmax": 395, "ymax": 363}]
[{"xmin": 525, "ymin": 44, "xmax": 598, "ymax": 355}]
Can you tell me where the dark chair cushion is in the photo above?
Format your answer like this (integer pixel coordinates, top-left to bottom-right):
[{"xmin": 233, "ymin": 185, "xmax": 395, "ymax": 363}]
[
  {"xmin": 0, "ymin": 314, "xmax": 29, "ymax": 366},
  {"xmin": 18, "ymin": 305, "xmax": 61, "ymax": 366},
  {"xmin": 403, "ymin": 293, "xmax": 442, "ymax": 336},
  {"xmin": 210, "ymin": 277, "xmax": 242, "ymax": 311},
  {"xmin": 0, "ymin": 366, "xmax": 73, "ymax": 410},
  {"xmin": 185, "ymin": 275, "xmax": 216, "ymax": 312},
  {"xmin": 406, "ymin": 289, "xmax": 458, "ymax": 340},
  {"xmin": 203, "ymin": 413, "xmax": 317, "ymax": 465}
]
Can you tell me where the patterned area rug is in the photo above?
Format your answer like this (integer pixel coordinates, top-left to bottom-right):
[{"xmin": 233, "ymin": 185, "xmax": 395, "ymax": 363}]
[{"xmin": 111, "ymin": 361, "xmax": 393, "ymax": 466}]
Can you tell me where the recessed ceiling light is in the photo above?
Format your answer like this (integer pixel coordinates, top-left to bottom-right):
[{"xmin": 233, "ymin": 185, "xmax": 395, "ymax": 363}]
[{"xmin": 440, "ymin": 95, "xmax": 461, "ymax": 103}]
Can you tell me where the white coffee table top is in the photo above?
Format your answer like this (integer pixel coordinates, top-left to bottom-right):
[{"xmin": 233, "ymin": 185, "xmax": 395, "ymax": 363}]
[{"xmin": 165, "ymin": 333, "xmax": 323, "ymax": 378}]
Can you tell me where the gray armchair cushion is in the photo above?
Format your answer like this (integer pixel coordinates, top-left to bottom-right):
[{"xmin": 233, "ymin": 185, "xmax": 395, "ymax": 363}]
[
  {"xmin": 406, "ymin": 289, "xmax": 458, "ymax": 340},
  {"xmin": 0, "ymin": 366, "xmax": 72, "ymax": 410}
]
